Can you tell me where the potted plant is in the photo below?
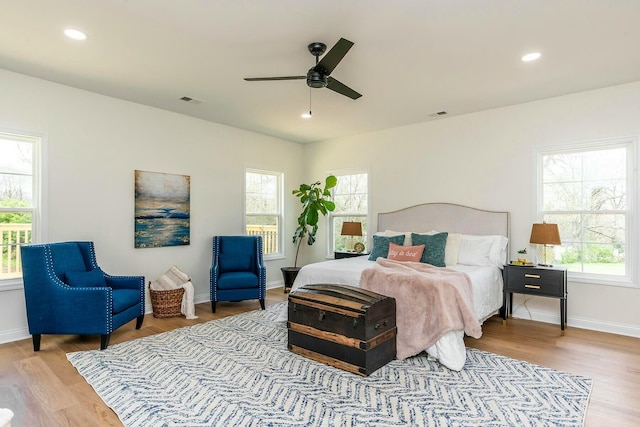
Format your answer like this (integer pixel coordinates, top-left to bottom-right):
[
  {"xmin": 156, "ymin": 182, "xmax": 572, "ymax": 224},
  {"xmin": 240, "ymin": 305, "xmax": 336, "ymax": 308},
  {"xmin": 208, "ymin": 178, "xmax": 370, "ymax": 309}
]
[
  {"xmin": 281, "ymin": 175, "xmax": 337, "ymax": 292},
  {"xmin": 517, "ymin": 248, "xmax": 527, "ymax": 262}
]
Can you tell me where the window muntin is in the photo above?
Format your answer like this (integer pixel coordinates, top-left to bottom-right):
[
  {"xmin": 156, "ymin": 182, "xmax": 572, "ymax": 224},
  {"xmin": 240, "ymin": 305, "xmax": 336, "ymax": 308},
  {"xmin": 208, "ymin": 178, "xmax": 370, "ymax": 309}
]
[
  {"xmin": 245, "ymin": 169, "xmax": 282, "ymax": 256},
  {"xmin": 538, "ymin": 139, "xmax": 635, "ymax": 283},
  {"xmin": 1, "ymin": 132, "xmax": 40, "ymax": 283},
  {"xmin": 330, "ymin": 172, "xmax": 368, "ymax": 253}
]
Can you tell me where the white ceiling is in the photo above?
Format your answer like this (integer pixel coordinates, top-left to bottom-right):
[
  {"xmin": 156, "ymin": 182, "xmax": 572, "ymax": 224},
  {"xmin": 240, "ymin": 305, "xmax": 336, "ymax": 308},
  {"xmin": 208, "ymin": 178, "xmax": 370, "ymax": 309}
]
[{"xmin": 2, "ymin": 1, "xmax": 640, "ymax": 143}]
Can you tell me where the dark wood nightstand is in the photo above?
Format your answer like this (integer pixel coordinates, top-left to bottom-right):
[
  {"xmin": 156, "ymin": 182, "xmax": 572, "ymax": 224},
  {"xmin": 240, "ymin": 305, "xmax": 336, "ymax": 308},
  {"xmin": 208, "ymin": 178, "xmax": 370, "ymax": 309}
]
[
  {"xmin": 334, "ymin": 251, "xmax": 369, "ymax": 259},
  {"xmin": 502, "ymin": 264, "xmax": 568, "ymax": 332}
]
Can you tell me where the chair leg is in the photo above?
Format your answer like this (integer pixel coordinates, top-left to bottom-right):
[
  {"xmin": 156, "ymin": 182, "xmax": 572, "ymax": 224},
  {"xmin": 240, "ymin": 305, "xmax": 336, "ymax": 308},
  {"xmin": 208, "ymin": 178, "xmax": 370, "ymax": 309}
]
[
  {"xmin": 211, "ymin": 301, "xmax": 216, "ymax": 313},
  {"xmin": 32, "ymin": 334, "xmax": 41, "ymax": 351},
  {"xmin": 136, "ymin": 314, "xmax": 144, "ymax": 329},
  {"xmin": 260, "ymin": 299, "xmax": 265, "ymax": 310},
  {"xmin": 100, "ymin": 334, "xmax": 111, "ymax": 350}
]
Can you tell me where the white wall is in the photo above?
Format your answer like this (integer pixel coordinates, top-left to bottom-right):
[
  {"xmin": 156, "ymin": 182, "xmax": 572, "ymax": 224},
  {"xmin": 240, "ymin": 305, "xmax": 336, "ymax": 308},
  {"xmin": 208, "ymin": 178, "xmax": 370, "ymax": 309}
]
[
  {"xmin": 304, "ymin": 81, "xmax": 640, "ymax": 337},
  {"xmin": 0, "ymin": 69, "xmax": 304, "ymax": 343},
  {"xmin": 2, "ymin": 65, "xmax": 639, "ymax": 343}
]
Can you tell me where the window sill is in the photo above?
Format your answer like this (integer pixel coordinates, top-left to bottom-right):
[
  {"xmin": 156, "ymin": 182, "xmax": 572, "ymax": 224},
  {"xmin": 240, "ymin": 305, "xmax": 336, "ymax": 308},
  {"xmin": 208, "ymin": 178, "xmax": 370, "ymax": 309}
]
[{"xmin": 567, "ymin": 272, "xmax": 637, "ymax": 288}]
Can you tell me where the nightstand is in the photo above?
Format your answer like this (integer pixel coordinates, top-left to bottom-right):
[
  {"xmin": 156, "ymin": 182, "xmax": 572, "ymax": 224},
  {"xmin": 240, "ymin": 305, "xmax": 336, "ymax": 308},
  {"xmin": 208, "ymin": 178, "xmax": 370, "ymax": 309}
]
[
  {"xmin": 334, "ymin": 251, "xmax": 369, "ymax": 259},
  {"xmin": 502, "ymin": 264, "xmax": 568, "ymax": 332}
]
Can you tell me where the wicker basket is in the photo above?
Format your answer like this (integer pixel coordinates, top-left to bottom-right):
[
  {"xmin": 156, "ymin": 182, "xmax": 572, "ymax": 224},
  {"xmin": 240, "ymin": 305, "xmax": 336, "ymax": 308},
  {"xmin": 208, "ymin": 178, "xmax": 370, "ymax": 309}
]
[{"xmin": 149, "ymin": 282, "xmax": 185, "ymax": 318}]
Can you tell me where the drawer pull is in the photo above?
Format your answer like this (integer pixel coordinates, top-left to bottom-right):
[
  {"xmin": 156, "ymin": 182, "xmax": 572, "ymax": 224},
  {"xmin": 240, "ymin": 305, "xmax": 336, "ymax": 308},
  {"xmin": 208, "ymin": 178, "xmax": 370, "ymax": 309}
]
[
  {"xmin": 525, "ymin": 284, "xmax": 541, "ymax": 289},
  {"xmin": 524, "ymin": 274, "xmax": 541, "ymax": 279}
]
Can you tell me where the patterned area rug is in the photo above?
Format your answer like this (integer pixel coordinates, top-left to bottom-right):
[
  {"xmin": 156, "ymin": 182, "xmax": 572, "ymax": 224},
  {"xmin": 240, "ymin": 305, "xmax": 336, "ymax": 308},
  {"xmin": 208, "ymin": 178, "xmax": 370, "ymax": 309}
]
[{"xmin": 67, "ymin": 303, "xmax": 592, "ymax": 426}]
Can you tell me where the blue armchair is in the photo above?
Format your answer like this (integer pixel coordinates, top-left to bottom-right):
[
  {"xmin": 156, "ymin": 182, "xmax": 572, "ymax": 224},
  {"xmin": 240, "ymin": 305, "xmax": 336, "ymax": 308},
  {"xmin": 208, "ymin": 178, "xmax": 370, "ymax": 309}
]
[
  {"xmin": 20, "ymin": 241, "xmax": 145, "ymax": 351},
  {"xmin": 210, "ymin": 235, "xmax": 266, "ymax": 313}
]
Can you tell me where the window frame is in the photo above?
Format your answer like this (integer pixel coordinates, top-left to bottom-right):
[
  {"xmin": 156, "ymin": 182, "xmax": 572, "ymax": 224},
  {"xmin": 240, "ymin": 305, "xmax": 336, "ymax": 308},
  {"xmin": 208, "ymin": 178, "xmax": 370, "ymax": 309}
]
[
  {"xmin": 0, "ymin": 129, "xmax": 46, "ymax": 291},
  {"xmin": 327, "ymin": 169, "xmax": 369, "ymax": 258},
  {"xmin": 535, "ymin": 136, "xmax": 637, "ymax": 288},
  {"xmin": 244, "ymin": 167, "xmax": 284, "ymax": 260}
]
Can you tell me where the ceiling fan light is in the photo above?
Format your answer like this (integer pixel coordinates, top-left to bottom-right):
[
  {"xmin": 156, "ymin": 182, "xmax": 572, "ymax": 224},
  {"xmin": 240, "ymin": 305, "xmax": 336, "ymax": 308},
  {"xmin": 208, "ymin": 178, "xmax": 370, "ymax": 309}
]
[
  {"xmin": 522, "ymin": 52, "xmax": 541, "ymax": 62},
  {"xmin": 64, "ymin": 28, "xmax": 87, "ymax": 40}
]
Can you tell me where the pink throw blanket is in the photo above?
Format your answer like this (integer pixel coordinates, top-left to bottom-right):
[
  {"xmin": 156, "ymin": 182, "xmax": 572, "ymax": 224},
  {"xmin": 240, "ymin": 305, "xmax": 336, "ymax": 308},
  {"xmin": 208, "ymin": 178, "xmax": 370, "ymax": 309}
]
[{"xmin": 360, "ymin": 258, "xmax": 482, "ymax": 360}]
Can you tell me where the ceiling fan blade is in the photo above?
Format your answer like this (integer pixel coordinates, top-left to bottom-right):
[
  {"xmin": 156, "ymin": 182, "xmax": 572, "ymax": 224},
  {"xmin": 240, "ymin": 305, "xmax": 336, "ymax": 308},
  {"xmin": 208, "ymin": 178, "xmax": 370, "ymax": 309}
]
[
  {"xmin": 326, "ymin": 77, "xmax": 362, "ymax": 100},
  {"xmin": 313, "ymin": 38, "xmax": 354, "ymax": 75},
  {"xmin": 244, "ymin": 76, "xmax": 306, "ymax": 81}
]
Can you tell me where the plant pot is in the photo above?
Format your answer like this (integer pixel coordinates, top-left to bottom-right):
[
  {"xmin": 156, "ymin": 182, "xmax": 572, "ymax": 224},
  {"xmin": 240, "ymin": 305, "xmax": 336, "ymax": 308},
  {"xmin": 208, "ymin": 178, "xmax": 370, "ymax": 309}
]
[{"xmin": 281, "ymin": 267, "xmax": 301, "ymax": 293}]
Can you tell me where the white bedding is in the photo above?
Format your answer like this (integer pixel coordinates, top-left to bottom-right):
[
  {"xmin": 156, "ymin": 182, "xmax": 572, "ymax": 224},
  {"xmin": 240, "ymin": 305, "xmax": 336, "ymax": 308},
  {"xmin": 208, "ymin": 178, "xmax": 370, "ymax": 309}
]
[{"xmin": 277, "ymin": 256, "xmax": 504, "ymax": 371}]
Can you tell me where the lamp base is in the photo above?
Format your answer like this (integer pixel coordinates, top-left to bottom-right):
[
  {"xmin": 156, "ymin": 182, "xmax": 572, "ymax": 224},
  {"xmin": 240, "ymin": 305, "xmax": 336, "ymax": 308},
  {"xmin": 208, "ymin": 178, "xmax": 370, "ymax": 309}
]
[{"xmin": 535, "ymin": 244, "xmax": 555, "ymax": 267}]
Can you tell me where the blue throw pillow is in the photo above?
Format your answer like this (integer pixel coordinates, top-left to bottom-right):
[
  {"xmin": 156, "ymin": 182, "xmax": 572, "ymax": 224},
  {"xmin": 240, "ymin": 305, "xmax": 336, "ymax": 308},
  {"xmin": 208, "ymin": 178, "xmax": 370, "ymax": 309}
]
[
  {"xmin": 368, "ymin": 234, "xmax": 406, "ymax": 261},
  {"xmin": 411, "ymin": 232, "xmax": 449, "ymax": 267},
  {"xmin": 65, "ymin": 268, "xmax": 107, "ymax": 288}
]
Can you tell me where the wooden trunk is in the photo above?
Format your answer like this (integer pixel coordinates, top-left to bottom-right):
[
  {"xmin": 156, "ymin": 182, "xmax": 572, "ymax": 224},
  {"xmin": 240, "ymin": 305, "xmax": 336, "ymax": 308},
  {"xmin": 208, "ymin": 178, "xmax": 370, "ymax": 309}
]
[{"xmin": 287, "ymin": 283, "xmax": 397, "ymax": 376}]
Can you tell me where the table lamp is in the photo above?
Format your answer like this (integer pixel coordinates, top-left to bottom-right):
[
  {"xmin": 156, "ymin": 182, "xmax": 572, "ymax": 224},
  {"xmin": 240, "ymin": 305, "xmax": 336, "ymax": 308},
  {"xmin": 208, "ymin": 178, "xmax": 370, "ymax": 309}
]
[
  {"xmin": 529, "ymin": 222, "xmax": 561, "ymax": 266},
  {"xmin": 341, "ymin": 221, "xmax": 362, "ymax": 252}
]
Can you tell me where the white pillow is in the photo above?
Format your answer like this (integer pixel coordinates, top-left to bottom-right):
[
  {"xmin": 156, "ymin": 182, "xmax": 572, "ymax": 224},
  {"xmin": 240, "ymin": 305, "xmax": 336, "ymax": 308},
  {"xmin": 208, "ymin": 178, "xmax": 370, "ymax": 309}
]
[
  {"xmin": 458, "ymin": 235, "xmax": 508, "ymax": 267},
  {"xmin": 382, "ymin": 230, "xmax": 412, "ymax": 246},
  {"xmin": 424, "ymin": 230, "xmax": 462, "ymax": 266},
  {"xmin": 457, "ymin": 238, "xmax": 494, "ymax": 266},
  {"xmin": 444, "ymin": 233, "xmax": 462, "ymax": 266}
]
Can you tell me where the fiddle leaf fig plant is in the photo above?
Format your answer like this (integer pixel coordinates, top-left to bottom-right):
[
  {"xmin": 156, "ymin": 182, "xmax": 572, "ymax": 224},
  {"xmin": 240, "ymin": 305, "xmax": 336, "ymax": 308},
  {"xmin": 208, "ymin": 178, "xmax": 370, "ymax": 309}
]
[{"xmin": 291, "ymin": 175, "xmax": 337, "ymax": 267}]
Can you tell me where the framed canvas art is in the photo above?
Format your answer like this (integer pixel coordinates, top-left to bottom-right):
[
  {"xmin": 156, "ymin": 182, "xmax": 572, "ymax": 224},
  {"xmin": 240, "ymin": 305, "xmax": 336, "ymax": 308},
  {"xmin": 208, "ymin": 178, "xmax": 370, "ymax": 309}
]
[{"xmin": 134, "ymin": 170, "xmax": 190, "ymax": 248}]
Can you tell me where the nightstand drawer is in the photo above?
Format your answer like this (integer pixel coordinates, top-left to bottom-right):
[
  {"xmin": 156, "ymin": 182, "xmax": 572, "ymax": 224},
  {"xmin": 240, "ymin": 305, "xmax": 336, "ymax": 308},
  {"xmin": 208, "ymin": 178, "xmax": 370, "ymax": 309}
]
[
  {"xmin": 505, "ymin": 267, "xmax": 566, "ymax": 297},
  {"xmin": 506, "ymin": 279, "xmax": 563, "ymax": 296}
]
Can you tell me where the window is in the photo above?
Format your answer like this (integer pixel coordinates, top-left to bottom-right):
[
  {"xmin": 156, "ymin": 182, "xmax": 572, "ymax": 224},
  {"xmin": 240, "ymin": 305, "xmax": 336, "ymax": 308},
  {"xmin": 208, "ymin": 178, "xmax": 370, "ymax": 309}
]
[
  {"xmin": 1, "ymin": 130, "xmax": 42, "ymax": 286},
  {"xmin": 537, "ymin": 137, "xmax": 636, "ymax": 284},
  {"xmin": 330, "ymin": 172, "xmax": 368, "ymax": 254},
  {"xmin": 245, "ymin": 169, "xmax": 282, "ymax": 257}
]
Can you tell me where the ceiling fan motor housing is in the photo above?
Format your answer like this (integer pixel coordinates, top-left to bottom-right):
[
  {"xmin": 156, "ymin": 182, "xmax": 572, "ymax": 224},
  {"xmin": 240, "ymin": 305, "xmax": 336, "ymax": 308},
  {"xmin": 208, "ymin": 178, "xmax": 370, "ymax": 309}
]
[{"xmin": 307, "ymin": 69, "xmax": 328, "ymax": 88}]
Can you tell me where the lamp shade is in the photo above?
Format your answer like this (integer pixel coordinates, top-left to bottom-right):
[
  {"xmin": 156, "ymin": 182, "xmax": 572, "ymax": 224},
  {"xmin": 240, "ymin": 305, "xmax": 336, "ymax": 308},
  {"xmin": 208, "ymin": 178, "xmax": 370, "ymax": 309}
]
[
  {"xmin": 341, "ymin": 221, "xmax": 362, "ymax": 236},
  {"xmin": 529, "ymin": 223, "xmax": 561, "ymax": 245}
]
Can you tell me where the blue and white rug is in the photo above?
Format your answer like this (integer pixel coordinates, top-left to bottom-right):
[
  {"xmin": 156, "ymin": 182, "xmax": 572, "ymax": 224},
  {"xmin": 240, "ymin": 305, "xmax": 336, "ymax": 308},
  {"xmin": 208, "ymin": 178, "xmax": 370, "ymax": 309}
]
[{"xmin": 67, "ymin": 303, "xmax": 592, "ymax": 426}]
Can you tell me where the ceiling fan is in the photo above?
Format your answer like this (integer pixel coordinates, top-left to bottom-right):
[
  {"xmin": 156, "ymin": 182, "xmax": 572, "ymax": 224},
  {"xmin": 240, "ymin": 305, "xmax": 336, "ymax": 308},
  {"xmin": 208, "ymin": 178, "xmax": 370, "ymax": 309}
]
[{"xmin": 244, "ymin": 38, "xmax": 362, "ymax": 100}]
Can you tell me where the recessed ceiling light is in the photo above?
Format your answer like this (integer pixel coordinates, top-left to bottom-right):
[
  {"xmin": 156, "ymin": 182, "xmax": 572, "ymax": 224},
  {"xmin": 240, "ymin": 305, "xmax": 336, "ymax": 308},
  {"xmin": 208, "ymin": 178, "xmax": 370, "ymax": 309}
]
[
  {"xmin": 64, "ymin": 28, "xmax": 87, "ymax": 41},
  {"xmin": 521, "ymin": 52, "xmax": 541, "ymax": 62}
]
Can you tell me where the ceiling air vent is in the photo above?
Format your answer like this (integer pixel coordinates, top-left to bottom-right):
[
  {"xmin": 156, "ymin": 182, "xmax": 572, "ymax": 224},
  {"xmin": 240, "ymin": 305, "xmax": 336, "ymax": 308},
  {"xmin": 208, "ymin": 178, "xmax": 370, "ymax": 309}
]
[
  {"xmin": 427, "ymin": 110, "xmax": 448, "ymax": 118},
  {"xmin": 179, "ymin": 96, "xmax": 205, "ymax": 105}
]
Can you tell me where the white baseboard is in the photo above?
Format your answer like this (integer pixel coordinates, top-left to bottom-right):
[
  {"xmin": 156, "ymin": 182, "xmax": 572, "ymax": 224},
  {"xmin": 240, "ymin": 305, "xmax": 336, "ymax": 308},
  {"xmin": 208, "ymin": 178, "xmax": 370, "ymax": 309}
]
[
  {"xmin": 145, "ymin": 280, "xmax": 284, "ymax": 313},
  {"xmin": 510, "ymin": 307, "xmax": 640, "ymax": 338},
  {"xmin": 2, "ymin": 284, "xmax": 288, "ymax": 345},
  {"xmin": 266, "ymin": 280, "xmax": 284, "ymax": 290},
  {"xmin": 5, "ymin": 290, "xmax": 637, "ymax": 346},
  {"xmin": 0, "ymin": 327, "xmax": 30, "ymax": 345}
]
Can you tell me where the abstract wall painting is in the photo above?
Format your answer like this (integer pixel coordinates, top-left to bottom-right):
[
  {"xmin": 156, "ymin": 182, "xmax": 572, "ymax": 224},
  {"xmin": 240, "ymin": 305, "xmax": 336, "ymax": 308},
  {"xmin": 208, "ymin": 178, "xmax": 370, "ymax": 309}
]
[{"xmin": 134, "ymin": 170, "xmax": 190, "ymax": 248}]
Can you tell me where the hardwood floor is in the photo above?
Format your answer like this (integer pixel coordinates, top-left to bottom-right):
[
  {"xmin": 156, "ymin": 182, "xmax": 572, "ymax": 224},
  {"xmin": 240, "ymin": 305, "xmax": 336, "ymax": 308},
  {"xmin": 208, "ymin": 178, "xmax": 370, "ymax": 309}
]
[{"xmin": 1, "ymin": 288, "xmax": 638, "ymax": 426}]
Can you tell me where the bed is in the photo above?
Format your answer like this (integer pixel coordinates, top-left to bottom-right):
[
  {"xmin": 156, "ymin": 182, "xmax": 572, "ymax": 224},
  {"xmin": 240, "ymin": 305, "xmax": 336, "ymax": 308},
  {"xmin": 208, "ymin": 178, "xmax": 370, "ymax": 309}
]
[{"xmin": 279, "ymin": 203, "xmax": 510, "ymax": 371}]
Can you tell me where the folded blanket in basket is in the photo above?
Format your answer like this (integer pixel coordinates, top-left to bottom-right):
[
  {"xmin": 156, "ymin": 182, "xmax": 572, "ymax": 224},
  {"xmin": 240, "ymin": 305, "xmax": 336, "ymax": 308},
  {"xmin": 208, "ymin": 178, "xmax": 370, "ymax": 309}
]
[
  {"xmin": 150, "ymin": 265, "xmax": 190, "ymax": 291},
  {"xmin": 181, "ymin": 281, "xmax": 197, "ymax": 320},
  {"xmin": 150, "ymin": 266, "xmax": 198, "ymax": 319}
]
